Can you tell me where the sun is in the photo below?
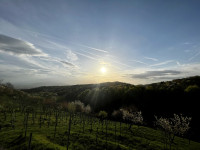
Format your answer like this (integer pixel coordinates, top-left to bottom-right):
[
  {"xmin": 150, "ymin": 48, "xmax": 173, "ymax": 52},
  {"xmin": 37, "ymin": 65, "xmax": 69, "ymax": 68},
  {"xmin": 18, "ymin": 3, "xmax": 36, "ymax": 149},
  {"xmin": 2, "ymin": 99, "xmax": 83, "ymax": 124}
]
[{"xmin": 100, "ymin": 67, "xmax": 107, "ymax": 73}]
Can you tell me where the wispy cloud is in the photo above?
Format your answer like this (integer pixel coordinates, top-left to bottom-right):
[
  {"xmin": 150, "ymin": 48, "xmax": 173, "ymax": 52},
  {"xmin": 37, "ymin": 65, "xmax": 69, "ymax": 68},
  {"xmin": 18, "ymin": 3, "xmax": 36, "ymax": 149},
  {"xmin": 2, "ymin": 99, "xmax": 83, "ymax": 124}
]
[
  {"xmin": 0, "ymin": 34, "xmax": 79, "ymax": 68},
  {"xmin": 129, "ymin": 59, "xmax": 149, "ymax": 65},
  {"xmin": 38, "ymin": 55, "xmax": 78, "ymax": 69},
  {"xmin": 144, "ymin": 57, "xmax": 158, "ymax": 61},
  {"xmin": 150, "ymin": 60, "xmax": 174, "ymax": 67},
  {"xmin": 44, "ymin": 40, "xmax": 69, "ymax": 50},
  {"xmin": 110, "ymin": 59, "xmax": 133, "ymax": 68},
  {"xmin": 60, "ymin": 61, "xmax": 75, "ymax": 67},
  {"xmin": 75, "ymin": 50, "xmax": 132, "ymax": 69},
  {"xmin": 0, "ymin": 34, "xmax": 47, "ymax": 56},
  {"xmin": 188, "ymin": 51, "xmax": 200, "ymax": 61},
  {"xmin": 19, "ymin": 56, "xmax": 50, "ymax": 69},
  {"xmin": 131, "ymin": 70, "xmax": 182, "ymax": 79},
  {"xmin": 65, "ymin": 50, "xmax": 78, "ymax": 61},
  {"xmin": 75, "ymin": 51, "xmax": 98, "ymax": 61},
  {"xmin": 76, "ymin": 43, "xmax": 108, "ymax": 53}
]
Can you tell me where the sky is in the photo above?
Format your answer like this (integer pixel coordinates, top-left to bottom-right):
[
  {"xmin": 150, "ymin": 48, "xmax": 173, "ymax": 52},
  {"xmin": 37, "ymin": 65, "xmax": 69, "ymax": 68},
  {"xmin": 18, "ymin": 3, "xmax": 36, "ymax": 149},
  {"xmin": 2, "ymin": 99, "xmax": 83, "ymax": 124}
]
[{"xmin": 0, "ymin": 0, "xmax": 200, "ymax": 88}]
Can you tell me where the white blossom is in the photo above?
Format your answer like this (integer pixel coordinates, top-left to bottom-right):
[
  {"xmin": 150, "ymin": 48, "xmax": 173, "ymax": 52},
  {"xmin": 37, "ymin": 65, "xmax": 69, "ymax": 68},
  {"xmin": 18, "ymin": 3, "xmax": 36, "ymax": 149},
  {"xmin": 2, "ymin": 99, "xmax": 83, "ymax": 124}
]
[{"xmin": 120, "ymin": 109, "xmax": 143, "ymax": 125}]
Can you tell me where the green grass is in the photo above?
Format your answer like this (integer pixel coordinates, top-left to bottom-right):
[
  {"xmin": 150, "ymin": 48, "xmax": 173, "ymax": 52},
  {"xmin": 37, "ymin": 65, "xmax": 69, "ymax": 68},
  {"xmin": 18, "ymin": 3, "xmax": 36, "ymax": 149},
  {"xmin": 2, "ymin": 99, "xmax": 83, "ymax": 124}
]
[{"xmin": 0, "ymin": 112, "xmax": 200, "ymax": 150}]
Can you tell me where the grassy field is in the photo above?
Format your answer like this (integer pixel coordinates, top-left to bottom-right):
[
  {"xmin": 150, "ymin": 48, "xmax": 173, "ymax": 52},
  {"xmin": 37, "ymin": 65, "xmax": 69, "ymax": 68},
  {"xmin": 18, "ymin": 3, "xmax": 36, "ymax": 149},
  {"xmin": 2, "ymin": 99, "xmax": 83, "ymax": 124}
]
[{"xmin": 0, "ymin": 111, "xmax": 200, "ymax": 150}]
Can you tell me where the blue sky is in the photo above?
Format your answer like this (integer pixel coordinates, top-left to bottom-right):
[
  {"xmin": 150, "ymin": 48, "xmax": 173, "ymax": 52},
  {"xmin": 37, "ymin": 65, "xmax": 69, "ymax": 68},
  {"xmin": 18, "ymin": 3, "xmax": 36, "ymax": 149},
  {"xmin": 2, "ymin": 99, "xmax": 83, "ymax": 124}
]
[{"xmin": 0, "ymin": 0, "xmax": 200, "ymax": 88}]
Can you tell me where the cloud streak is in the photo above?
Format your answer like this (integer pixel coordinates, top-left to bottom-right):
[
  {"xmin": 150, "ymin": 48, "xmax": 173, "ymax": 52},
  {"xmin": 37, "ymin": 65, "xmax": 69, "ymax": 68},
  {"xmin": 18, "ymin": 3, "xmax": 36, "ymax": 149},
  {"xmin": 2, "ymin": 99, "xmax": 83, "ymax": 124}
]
[
  {"xmin": 131, "ymin": 70, "xmax": 182, "ymax": 79},
  {"xmin": 76, "ymin": 43, "xmax": 108, "ymax": 53},
  {"xmin": 0, "ymin": 34, "xmax": 79, "ymax": 69},
  {"xmin": 60, "ymin": 61, "xmax": 75, "ymax": 67},
  {"xmin": 129, "ymin": 59, "xmax": 149, "ymax": 65},
  {"xmin": 150, "ymin": 60, "xmax": 174, "ymax": 67},
  {"xmin": 0, "ymin": 34, "xmax": 46, "ymax": 56},
  {"xmin": 144, "ymin": 57, "xmax": 158, "ymax": 61},
  {"xmin": 75, "ymin": 51, "xmax": 98, "ymax": 61},
  {"xmin": 188, "ymin": 51, "xmax": 200, "ymax": 61}
]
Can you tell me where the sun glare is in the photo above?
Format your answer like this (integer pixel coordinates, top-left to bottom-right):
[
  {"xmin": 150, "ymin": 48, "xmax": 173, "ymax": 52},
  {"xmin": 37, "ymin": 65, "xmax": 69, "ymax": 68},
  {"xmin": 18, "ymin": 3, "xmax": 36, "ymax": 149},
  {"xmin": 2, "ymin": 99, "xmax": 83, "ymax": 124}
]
[{"xmin": 100, "ymin": 67, "xmax": 106, "ymax": 73}]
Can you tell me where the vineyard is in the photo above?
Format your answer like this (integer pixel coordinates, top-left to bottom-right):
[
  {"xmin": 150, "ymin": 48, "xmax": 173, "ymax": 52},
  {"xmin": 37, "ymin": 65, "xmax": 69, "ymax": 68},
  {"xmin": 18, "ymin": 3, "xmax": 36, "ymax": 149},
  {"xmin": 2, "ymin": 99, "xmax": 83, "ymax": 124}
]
[
  {"xmin": 1, "ymin": 78, "xmax": 200, "ymax": 150},
  {"xmin": 0, "ymin": 104, "xmax": 200, "ymax": 150}
]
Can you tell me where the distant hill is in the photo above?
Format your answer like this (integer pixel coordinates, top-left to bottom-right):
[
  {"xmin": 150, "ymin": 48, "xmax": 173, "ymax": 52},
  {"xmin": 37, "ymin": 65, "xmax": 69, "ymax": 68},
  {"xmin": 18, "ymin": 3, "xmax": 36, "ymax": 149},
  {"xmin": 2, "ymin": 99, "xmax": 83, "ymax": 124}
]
[
  {"xmin": 23, "ymin": 76, "xmax": 200, "ymax": 115},
  {"xmin": 23, "ymin": 76, "xmax": 200, "ymax": 141}
]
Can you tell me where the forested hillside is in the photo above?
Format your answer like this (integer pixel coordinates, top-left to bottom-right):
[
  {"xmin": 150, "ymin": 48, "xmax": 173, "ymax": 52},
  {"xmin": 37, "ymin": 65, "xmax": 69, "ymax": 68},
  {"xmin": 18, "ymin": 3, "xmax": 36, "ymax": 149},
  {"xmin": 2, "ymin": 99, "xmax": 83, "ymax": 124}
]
[{"xmin": 23, "ymin": 76, "xmax": 200, "ymax": 141}]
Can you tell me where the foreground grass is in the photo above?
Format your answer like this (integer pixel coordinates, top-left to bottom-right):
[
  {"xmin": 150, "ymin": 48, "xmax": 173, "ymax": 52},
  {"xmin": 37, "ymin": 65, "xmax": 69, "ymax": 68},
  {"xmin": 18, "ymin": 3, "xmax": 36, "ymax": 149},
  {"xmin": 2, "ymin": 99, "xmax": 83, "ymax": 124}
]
[{"xmin": 0, "ymin": 112, "xmax": 200, "ymax": 150}]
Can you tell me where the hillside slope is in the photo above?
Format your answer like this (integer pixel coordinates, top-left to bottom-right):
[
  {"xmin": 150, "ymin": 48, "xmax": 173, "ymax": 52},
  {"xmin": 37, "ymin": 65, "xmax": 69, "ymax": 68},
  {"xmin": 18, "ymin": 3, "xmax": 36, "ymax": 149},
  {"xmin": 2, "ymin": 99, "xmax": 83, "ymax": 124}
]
[{"xmin": 23, "ymin": 76, "xmax": 200, "ymax": 141}]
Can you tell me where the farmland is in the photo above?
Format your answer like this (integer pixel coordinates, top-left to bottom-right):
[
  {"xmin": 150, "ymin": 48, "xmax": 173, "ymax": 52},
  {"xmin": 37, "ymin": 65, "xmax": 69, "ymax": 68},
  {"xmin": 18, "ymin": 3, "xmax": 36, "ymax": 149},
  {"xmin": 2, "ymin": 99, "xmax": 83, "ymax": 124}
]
[
  {"xmin": 1, "ymin": 109, "xmax": 200, "ymax": 150},
  {"xmin": 1, "ymin": 76, "xmax": 200, "ymax": 149}
]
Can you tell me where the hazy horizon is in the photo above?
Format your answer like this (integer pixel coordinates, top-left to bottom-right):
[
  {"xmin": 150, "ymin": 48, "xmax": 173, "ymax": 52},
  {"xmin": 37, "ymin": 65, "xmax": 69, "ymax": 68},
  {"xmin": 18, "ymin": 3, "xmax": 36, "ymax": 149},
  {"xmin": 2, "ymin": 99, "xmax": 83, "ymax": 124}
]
[
  {"xmin": 3, "ymin": 75, "xmax": 198, "ymax": 90},
  {"xmin": 1, "ymin": 0, "xmax": 200, "ymax": 88}
]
